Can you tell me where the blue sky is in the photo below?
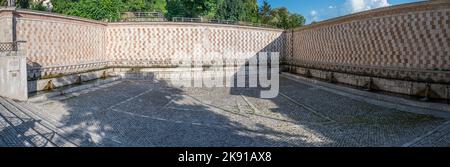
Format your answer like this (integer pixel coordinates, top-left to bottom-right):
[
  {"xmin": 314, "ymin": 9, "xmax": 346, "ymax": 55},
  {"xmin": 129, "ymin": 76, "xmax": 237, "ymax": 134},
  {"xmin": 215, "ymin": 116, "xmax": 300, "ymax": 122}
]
[{"xmin": 258, "ymin": 0, "xmax": 423, "ymax": 24}]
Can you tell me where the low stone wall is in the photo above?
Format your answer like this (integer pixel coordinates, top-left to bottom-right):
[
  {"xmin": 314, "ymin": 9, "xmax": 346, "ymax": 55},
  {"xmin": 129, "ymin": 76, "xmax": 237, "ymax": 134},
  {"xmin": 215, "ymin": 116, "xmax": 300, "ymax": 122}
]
[
  {"xmin": 27, "ymin": 68, "xmax": 112, "ymax": 93},
  {"xmin": 288, "ymin": 66, "xmax": 450, "ymax": 100}
]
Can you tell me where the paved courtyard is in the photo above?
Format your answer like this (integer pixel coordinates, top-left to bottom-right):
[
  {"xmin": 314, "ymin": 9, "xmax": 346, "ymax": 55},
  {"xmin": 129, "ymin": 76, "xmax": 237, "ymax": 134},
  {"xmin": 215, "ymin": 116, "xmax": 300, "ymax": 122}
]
[{"xmin": 1, "ymin": 75, "xmax": 450, "ymax": 147}]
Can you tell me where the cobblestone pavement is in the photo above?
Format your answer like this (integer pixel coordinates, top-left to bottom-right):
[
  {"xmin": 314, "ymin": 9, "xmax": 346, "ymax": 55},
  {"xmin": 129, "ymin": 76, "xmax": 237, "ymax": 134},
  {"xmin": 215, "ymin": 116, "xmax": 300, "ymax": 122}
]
[{"xmin": 1, "ymin": 77, "xmax": 449, "ymax": 147}]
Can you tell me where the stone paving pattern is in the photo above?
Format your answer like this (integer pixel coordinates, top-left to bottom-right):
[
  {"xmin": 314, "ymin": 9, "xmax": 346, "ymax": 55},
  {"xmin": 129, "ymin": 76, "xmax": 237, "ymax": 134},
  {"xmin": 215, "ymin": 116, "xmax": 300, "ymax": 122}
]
[{"xmin": 1, "ymin": 77, "xmax": 449, "ymax": 147}]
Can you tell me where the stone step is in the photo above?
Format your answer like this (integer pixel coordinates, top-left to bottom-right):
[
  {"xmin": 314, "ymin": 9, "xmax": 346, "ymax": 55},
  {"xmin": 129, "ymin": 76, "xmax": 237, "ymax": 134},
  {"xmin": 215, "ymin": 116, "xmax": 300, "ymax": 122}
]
[
  {"xmin": 17, "ymin": 101, "xmax": 65, "ymax": 128},
  {"xmin": 0, "ymin": 98, "xmax": 56, "ymax": 147},
  {"xmin": 0, "ymin": 97, "xmax": 79, "ymax": 147},
  {"xmin": 8, "ymin": 99, "xmax": 77, "ymax": 147},
  {"xmin": 0, "ymin": 106, "xmax": 34, "ymax": 146},
  {"xmin": 5, "ymin": 98, "xmax": 77, "ymax": 147}
]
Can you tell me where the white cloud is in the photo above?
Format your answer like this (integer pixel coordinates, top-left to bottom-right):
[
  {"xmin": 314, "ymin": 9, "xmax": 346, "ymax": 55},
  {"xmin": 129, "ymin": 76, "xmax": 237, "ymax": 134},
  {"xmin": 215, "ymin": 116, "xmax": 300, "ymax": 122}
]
[
  {"xmin": 345, "ymin": 0, "xmax": 390, "ymax": 13},
  {"xmin": 306, "ymin": 0, "xmax": 391, "ymax": 24},
  {"xmin": 310, "ymin": 10, "xmax": 319, "ymax": 22}
]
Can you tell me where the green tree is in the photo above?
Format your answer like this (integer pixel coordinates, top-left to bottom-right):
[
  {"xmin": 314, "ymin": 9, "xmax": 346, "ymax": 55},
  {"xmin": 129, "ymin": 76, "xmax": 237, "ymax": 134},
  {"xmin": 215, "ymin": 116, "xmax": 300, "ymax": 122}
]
[
  {"xmin": 0, "ymin": 0, "xmax": 7, "ymax": 6},
  {"xmin": 65, "ymin": 0, "xmax": 125, "ymax": 21},
  {"xmin": 16, "ymin": 0, "xmax": 29, "ymax": 8},
  {"xmin": 216, "ymin": 0, "xmax": 243, "ymax": 21},
  {"xmin": 121, "ymin": 0, "xmax": 167, "ymax": 14},
  {"xmin": 166, "ymin": 0, "xmax": 216, "ymax": 19},
  {"xmin": 20, "ymin": 0, "xmax": 305, "ymax": 28},
  {"xmin": 242, "ymin": 0, "xmax": 258, "ymax": 22},
  {"xmin": 287, "ymin": 13, "xmax": 305, "ymax": 28},
  {"xmin": 216, "ymin": 0, "xmax": 258, "ymax": 22},
  {"xmin": 267, "ymin": 7, "xmax": 289, "ymax": 29},
  {"xmin": 259, "ymin": 0, "xmax": 271, "ymax": 24},
  {"xmin": 30, "ymin": 1, "xmax": 48, "ymax": 11},
  {"xmin": 262, "ymin": 7, "xmax": 305, "ymax": 29},
  {"xmin": 52, "ymin": 0, "xmax": 78, "ymax": 14},
  {"xmin": 123, "ymin": 0, "xmax": 145, "ymax": 12},
  {"xmin": 144, "ymin": 0, "xmax": 167, "ymax": 14}
]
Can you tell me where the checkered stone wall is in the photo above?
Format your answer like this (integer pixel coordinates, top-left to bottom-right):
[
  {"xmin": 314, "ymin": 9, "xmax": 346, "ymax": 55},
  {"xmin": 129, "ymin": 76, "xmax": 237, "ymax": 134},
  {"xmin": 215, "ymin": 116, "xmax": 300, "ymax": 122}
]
[
  {"xmin": 0, "ymin": 9, "xmax": 13, "ymax": 42},
  {"xmin": 286, "ymin": 1, "xmax": 450, "ymax": 83},
  {"xmin": 14, "ymin": 11, "xmax": 108, "ymax": 79},
  {"xmin": 8, "ymin": 1, "xmax": 449, "ymax": 99},
  {"xmin": 12, "ymin": 10, "xmax": 285, "ymax": 80},
  {"xmin": 106, "ymin": 23, "xmax": 285, "ymax": 67}
]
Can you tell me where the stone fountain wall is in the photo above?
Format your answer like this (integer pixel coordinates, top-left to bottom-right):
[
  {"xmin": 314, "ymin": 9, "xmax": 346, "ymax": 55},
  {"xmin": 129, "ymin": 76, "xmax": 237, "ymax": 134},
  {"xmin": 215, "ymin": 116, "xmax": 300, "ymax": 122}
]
[
  {"xmin": 1, "ymin": 1, "xmax": 449, "ymax": 100},
  {"xmin": 284, "ymin": 1, "xmax": 450, "ymax": 99}
]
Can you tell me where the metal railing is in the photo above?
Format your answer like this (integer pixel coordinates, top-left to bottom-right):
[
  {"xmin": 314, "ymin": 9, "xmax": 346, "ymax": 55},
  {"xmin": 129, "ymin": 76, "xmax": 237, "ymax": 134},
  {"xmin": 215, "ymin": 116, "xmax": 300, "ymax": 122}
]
[
  {"xmin": 133, "ymin": 12, "xmax": 164, "ymax": 18},
  {"xmin": 120, "ymin": 12, "xmax": 167, "ymax": 22},
  {"xmin": 0, "ymin": 42, "xmax": 17, "ymax": 52},
  {"xmin": 117, "ymin": 13, "xmax": 276, "ymax": 28},
  {"xmin": 172, "ymin": 17, "xmax": 202, "ymax": 22},
  {"xmin": 172, "ymin": 17, "xmax": 276, "ymax": 28}
]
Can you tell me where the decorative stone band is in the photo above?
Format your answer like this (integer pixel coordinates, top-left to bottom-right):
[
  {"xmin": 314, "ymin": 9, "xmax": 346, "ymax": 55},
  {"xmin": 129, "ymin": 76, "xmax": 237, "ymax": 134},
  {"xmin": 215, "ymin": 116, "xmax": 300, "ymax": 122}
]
[
  {"xmin": 27, "ymin": 61, "xmax": 109, "ymax": 80},
  {"xmin": 28, "ymin": 58, "xmax": 279, "ymax": 81},
  {"xmin": 109, "ymin": 59, "xmax": 180, "ymax": 68},
  {"xmin": 0, "ymin": 42, "xmax": 17, "ymax": 52},
  {"xmin": 284, "ymin": 61, "xmax": 450, "ymax": 84},
  {"xmin": 110, "ymin": 58, "xmax": 277, "ymax": 67}
]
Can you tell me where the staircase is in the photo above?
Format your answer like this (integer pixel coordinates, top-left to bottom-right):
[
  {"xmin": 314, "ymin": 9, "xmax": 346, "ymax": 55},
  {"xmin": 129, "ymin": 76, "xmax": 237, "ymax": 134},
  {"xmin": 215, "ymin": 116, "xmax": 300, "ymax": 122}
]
[{"xmin": 0, "ymin": 97, "xmax": 76, "ymax": 147}]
